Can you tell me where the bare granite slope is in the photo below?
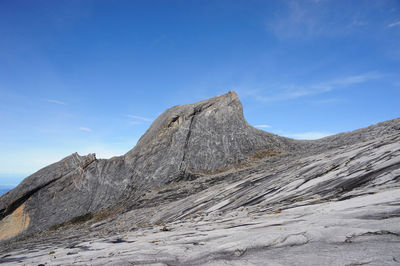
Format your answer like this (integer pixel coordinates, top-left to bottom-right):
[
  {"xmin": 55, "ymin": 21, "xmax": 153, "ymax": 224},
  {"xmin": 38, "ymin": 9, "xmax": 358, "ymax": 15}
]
[
  {"xmin": 0, "ymin": 92, "xmax": 399, "ymax": 265},
  {"xmin": 0, "ymin": 92, "xmax": 302, "ymax": 240}
]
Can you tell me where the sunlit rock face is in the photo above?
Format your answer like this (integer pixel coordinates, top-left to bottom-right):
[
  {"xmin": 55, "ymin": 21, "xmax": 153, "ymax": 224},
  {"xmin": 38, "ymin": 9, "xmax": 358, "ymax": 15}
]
[
  {"xmin": 0, "ymin": 92, "xmax": 399, "ymax": 265},
  {"xmin": 123, "ymin": 91, "xmax": 302, "ymax": 187},
  {"xmin": 0, "ymin": 92, "xmax": 300, "ymax": 239},
  {"xmin": 0, "ymin": 203, "xmax": 30, "ymax": 240}
]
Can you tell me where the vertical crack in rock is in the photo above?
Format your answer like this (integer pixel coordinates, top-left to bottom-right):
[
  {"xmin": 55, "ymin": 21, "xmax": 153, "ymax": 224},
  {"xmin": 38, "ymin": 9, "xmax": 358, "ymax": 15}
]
[
  {"xmin": 178, "ymin": 103, "xmax": 213, "ymax": 179},
  {"xmin": 179, "ymin": 115, "xmax": 196, "ymax": 175}
]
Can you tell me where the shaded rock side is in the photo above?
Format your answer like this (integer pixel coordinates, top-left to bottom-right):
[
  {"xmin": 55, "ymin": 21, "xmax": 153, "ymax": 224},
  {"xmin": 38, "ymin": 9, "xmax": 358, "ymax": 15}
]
[{"xmin": 0, "ymin": 153, "xmax": 130, "ymax": 240}]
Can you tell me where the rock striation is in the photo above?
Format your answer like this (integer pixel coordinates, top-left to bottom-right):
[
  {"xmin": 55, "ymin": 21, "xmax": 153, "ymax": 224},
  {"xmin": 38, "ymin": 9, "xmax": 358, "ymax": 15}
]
[
  {"xmin": 124, "ymin": 91, "xmax": 299, "ymax": 179},
  {"xmin": 0, "ymin": 92, "xmax": 400, "ymax": 265},
  {"xmin": 0, "ymin": 152, "xmax": 130, "ymax": 237},
  {"xmin": 0, "ymin": 92, "xmax": 302, "ymax": 239}
]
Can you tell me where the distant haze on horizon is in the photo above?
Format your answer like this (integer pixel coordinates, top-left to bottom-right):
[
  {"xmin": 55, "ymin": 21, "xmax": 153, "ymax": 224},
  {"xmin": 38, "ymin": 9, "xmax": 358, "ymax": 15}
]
[{"xmin": 1, "ymin": 0, "xmax": 399, "ymax": 185}]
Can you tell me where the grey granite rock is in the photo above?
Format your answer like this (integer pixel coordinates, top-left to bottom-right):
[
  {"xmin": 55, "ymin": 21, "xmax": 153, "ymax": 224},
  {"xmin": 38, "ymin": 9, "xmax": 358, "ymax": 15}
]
[
  {"xmin": 0, "ymin": 92, "xmax": 399, "ymax": 265},
  {"xmin": 125, "ymin": 91, "xmax": 299, "ymax": 181},
  {"xmin": 0, "ymin": 92, "xmax": 304, "ymax": 239},
  {"xmin": 0, "ymin": 153, "xmax": 132, "ymax": 237}
]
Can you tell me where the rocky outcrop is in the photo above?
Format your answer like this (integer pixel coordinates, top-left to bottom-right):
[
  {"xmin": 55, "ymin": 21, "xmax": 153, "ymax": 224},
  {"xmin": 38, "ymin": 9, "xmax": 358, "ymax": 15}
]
[
  {"xmin": 0, "ymin": 153, "xmax": 96, "ymax": 220},
  {"xmin": 125, "ymin": 91, "xmax": 298, "ymax": 181},
  {"xmin": 0, "ymin": 92, "xmax": 301, "ymax": 240},
  {"xmin": 121, "ymin": 91, "xmax": 302, "ymax": 201},
  {"xmin": 0, "ymin": 92, "xmax": 399, "ymax": 266},
  {"xmin": 0, "ymin": 153, "xmax": 131, "ymax": 239}
]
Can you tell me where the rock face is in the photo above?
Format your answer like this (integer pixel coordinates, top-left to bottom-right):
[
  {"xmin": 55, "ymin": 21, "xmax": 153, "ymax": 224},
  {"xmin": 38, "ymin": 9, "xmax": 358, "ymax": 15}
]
[
  {"xmin": 0, "ymin": 153, "xmax": 131, "ymax": 237},
  {"xmin": 122, "ymin": 91, "xmax": 304, "ymax": 202},
  {"xmin": 125, "ymin": 92, "xmax": 298, "ymax": 180},
  {"xmin": 0, "ymin": 92, "xmax": 400, "ymax": 265},
  {"xmin": 0, "ymin": 92, "xmax": 301, "ymax": 240}
]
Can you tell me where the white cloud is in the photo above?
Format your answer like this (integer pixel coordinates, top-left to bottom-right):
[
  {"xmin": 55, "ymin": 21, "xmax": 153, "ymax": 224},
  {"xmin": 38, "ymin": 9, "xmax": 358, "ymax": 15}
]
[
  {"xmin": 255, "ymin": 124, "xmax": 272, "ymax": 129},
  {"xmin": 283, "ymin": 131, "xmax": 332, "ymax": 140},
  {"xmin": 329, "ymin": 71, "xmax": 383, "ymax": 86},
  {"xmin": 249, "ymin": 71, "xmax": 383, "ymax": 103},
  {"xmin": 388, "ymin": 21, "xmax": 400, "ymax": 28},
  {"xmin": 44, "ymin": 99, "xmax": 67, "ymax": 105},
  {"xmin": 125, "ymin": 115, "xmax": 152, "ymax": 122},
  {"xmin": 253, "ymin": 86, "xmax": 326, "ymax": 103},
  {"xmin": 79, "ymin": 127, "xmax": 92, "ymax": 132}
]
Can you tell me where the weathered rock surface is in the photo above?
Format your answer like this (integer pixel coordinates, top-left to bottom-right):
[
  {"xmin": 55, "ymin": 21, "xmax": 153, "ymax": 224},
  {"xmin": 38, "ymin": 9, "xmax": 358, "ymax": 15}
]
[
  {"xmin": 0, "ymin": 152, "xmax": 132, "ymax": 237},
  {"xmin": 0, "ymin": 92, "xmax": 399, "ymax": 265},
  {"xmin": 124, "ymin": 92, "xmax": 300, "ymax": 181},
  {"xmin": 0, "ymin": 92, "xmax": 303, "ymax": 240}
]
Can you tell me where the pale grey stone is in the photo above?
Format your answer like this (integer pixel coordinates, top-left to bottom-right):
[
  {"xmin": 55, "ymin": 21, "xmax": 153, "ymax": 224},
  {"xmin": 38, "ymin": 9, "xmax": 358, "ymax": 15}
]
[{"xmin": 1, "ymin": 92, "xmax": 400, "ymax": 265}]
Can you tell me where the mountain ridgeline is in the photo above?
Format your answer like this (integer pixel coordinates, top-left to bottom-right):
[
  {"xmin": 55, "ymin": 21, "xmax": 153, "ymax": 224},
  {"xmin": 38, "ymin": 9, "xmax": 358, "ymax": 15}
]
[{"xmin": 0, "ymin": 92, "xmax": 399, "ymax": 243}]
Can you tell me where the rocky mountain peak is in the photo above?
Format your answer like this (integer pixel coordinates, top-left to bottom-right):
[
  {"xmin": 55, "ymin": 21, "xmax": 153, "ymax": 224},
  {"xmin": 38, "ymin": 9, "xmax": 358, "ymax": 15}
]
[
  {"xmin": 128, "ymin": 91, "xmax": 242, "ymax": 153},
  {"xmin": 124, "ymin": 91, "xmax": 295, "ymax": 184}
]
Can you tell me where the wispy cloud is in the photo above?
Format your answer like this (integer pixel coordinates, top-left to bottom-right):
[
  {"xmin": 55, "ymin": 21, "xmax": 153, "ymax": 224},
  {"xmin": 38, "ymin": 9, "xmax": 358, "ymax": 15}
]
[
  {"xmin": 388, "ymin": 21, "xmax": 400, "ymax": 28},
  {"xmin": 313, "ymin": 98, "xmax": 344, "ymax": 104},
  {"xmin": 249, "ymin": 71, "xmax": 383, "ymax": 103},
  {"xmin": 266, "ymin": 0, "xmax": 365, "ymax": 39},
  {"xmin": 125, "ymin": 115, "xmax": 152, "ymax": 122},
  {"xmin": 329, "ymin": 71, "xmax": 383, "ymax": 86},
  {"xmin": 253, "ymin": 86, "xmax": 325, "ymax": 103},
  {"xmin": 79, "ymin": 127, "xmax": 92, "ymax": 132},
  {"xmin": 265, "ymin": 0, "xmax": 387, "ymax": 40},
  {"xmin": 44, "ymin": 99, "xmax": 67, "ymax": 105},
  {"xmin": 283, "ymin": 131, "xmax": 332, "ymax": 140},
  {"xmin": 255, "ymin": 124, "xmax": 272, "ymax": 129},
  {"xmin": 267, "ymin": 0, "xmax": 320, "ymax": 39}
]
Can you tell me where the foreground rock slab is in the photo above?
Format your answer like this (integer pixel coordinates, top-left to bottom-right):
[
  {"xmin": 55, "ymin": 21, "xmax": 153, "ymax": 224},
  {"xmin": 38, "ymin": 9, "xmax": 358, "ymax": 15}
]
[{"xmin": 1, "ymin": 188, "xmax": 399, "ymax": 265}]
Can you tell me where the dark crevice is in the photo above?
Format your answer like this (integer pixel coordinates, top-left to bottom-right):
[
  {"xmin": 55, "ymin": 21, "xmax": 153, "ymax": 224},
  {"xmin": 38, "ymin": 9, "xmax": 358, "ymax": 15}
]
[
  {"xmin": 340, "ymin": 162, "xmax": 400, "ymax": 193},
  {"xmin": 179, "ymin": 115, "xmax": 196, "ymax": 174},
  {"xmin": 175, "ymin": 102, "xmax": 217, "ymax": 178},
  {"xmin": 345, "ymin": 230, "xmax": 400, "ymax": 243},
  {"xmin": 167, "ymin": 115, "xmax": 181, "ymax": 128},
  {"xmin": 241, "ymin": 194, "xmax": 268, "ymax": 207},
  {"xmin": 226, "ymin": 223, "xmax": 258, "ymax": 229},
  {"xmin": 309, "ymin": 161, "xmax": 400, "ymax": 198}
]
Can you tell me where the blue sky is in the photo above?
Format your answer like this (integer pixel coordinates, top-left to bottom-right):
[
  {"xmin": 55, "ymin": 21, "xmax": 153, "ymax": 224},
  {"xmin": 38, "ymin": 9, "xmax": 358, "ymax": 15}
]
[{"xmin": 1, "ymin": 0, "xmax": 399, "ymax": 185}]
